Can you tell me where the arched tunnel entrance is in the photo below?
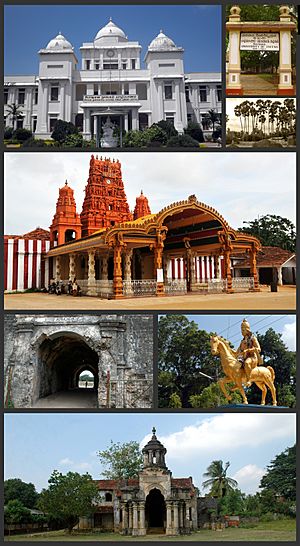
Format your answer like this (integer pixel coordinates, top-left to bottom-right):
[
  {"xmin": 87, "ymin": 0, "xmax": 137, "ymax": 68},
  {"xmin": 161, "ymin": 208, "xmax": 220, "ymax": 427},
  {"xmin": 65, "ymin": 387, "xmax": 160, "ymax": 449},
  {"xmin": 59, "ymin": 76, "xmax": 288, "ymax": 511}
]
[
  {"xmin": 33, "ymin": 332, "xmax": 99, "ymax": 408},
  {"xmin": 145, "ymin": 489, "xmax": 166, "ymax": 533}
]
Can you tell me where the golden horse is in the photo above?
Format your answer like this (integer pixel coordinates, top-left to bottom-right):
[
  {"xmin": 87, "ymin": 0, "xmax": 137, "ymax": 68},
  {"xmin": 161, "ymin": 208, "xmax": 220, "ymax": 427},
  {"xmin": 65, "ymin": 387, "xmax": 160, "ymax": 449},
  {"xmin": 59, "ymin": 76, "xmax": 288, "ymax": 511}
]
[{"xmin": 210, "ymin": 335, "xmax": 277, "ymax": 406}]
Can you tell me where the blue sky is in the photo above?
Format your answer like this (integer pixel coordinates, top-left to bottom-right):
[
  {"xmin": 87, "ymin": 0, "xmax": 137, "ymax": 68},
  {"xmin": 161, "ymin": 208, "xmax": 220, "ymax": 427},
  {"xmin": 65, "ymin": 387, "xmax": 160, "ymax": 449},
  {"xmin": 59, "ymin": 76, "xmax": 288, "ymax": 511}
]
[
  {"xmin": 4, "ymin": 5, "xmax": 221, "ymax": 74},
  {"xmin": 182, "ymin": 314, "xmax": 296, "ymax": 351},
  {"xmin": 5, "ymin": 413, "xmax": 296, "ymax": 496}
]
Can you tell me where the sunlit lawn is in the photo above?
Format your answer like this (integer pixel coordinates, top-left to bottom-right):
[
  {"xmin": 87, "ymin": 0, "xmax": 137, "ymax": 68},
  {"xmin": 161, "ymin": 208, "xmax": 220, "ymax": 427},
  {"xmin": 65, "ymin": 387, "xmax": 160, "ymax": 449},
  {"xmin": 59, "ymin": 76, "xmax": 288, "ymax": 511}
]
[{"xmin": 5, "ymin": 519, "xmax": 296, "ymax": 541}]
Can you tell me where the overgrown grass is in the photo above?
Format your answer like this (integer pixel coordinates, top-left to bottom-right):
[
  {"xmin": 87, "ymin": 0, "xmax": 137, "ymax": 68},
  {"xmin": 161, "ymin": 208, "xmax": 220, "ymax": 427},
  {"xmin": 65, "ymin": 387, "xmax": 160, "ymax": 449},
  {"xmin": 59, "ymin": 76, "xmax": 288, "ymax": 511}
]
[{"xmin": 5, "ymin": 519, "xmax": 296, "ymax": 541}]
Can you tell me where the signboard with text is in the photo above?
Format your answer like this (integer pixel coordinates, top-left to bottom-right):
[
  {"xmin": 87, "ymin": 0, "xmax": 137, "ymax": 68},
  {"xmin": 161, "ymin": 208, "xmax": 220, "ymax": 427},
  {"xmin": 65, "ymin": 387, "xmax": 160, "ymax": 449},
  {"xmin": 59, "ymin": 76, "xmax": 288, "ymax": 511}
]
[{"xmin": 240, "ymin": 32, "xmax": 280, "ymax": 51}]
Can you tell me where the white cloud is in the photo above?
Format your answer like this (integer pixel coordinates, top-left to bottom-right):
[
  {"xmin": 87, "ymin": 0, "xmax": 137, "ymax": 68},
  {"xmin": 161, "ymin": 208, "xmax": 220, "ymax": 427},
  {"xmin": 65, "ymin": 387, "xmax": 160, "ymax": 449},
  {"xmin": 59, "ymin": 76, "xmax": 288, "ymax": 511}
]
[
  {"xmin": 233, "ymin": 464, "xmax": 265, "ymax": 494},
  {"xmin": 59, "ymin": 457, "xmax": 73, "ymax": 465},
  {"xmin": 140, "ymin": 413, "xmax": 296, "ymax": 461},
  {"xmin": 281, "ymin": 321, "xmax": 296, "ymax": 351},
  {"xmin": 58, "ymin": 457, "xmax": 92, "ymax": 472}
]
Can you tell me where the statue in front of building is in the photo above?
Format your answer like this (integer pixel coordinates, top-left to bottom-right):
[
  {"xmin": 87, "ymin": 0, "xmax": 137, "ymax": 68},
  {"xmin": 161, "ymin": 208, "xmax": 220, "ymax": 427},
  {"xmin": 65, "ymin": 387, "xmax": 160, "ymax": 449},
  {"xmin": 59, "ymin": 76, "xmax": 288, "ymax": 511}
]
[
  {"xmin": 210, "ymin": 319, "xmax": 277, "ymax": 406},
  {"xmin": 100, "ymin": 116, "xmax": 118, "ymax": 148}
]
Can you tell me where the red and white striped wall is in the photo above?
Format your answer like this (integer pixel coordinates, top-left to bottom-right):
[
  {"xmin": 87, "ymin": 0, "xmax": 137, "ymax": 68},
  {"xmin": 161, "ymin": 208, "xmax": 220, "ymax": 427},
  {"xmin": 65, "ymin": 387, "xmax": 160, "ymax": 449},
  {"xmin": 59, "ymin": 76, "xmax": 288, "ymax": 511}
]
[
  {"xmin": 169, "ymin": 256, "xmax": 225, "ymax": 280},
  {"xmin": 4, "ymin": 239, "xmax": 51, "ymax": 292}
]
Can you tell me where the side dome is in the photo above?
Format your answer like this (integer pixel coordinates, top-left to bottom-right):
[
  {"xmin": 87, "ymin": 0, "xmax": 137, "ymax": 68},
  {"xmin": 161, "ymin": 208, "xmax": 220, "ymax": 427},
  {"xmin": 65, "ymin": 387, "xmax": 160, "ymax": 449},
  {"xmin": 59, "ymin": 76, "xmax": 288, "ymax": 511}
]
[
  {"xmin": 148, "ymin": 30, "xmax": 177, "ymax": 51},
  {"xmin": 95, "ymin": 18, "xmax": 127, "ymax": 41},
  {"xmin": 46, "ymin": 32, "xmax": 73, "ymax": 50}
]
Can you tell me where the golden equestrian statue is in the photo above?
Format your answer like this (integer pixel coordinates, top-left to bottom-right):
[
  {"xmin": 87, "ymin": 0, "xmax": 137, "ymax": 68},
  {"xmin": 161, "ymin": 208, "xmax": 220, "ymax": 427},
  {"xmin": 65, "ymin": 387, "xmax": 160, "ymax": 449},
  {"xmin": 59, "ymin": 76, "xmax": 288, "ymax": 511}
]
[{"xmin": 210, "ymin": 320, "xmax": 277, "ymax": 406}]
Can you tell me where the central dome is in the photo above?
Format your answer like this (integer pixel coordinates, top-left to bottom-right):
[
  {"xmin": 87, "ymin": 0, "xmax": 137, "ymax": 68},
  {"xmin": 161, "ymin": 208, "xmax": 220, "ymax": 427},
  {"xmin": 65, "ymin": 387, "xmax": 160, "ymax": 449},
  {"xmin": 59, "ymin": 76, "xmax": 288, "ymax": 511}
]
[
  {"xmin": 148, "ymin": 30, "xmax": 177, "ymax": 51},
  {"xmin": 95, "ymin": 18, "xmax": 127, "ymax": 41}
]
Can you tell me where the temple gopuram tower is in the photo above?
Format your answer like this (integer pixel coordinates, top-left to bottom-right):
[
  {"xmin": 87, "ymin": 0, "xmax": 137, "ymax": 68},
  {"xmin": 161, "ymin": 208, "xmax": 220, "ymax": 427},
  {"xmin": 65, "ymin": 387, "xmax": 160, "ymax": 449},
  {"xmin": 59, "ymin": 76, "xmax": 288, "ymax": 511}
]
[
  {"xmin": 81, "ymin": 155, "xmax": 133, "ymax": 237},
  {"xmin": 49, "ymin": 181, "xmax": 82, "ymax": 247},
  {"xmin": 133, "ymin": 190, "xmax": 151, "ymax": 220}
]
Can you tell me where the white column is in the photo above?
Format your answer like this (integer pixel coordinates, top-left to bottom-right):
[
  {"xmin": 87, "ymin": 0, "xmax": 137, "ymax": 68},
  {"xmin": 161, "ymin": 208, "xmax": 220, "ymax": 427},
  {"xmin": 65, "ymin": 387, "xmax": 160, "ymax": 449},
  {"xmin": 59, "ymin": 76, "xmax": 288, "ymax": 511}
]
[
  {"xmin": 124, "ymin": 113, "xmax": 129, "ymax": 132},
  {"xmin": 60, "ymin": 83, "xmax": 65, "ymax": 119},
  {"xmin": 277, "ymin": 267, "xmax": 283, "ymax": 285},
  {"xmin": 174, "ymin": 81, "xmax": 183, "ymax": 133},
  {"xmin": 132, "ymin": 109, "xmax": 138, "ymax": 130}
]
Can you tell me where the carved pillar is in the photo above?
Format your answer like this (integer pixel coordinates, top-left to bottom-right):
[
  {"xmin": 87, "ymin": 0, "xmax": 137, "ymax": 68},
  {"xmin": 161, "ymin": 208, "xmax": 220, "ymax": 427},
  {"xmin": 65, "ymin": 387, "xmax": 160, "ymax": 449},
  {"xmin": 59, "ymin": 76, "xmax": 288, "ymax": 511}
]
[
  {"xmin": 138, "ymin": 502, "xmax": 146, "ymax": 535},
  {"xmin": 101, "ymin": 255, "xmax": 108, "ymax": 280},
  {"xmin": 121, "ymin": 502, "xmax": 127, "ymax": 534},
  {"xmin": 87, "ymin": 249, "xmax": 97, "ymax": 296},
  {"xmin": 214, "ymin": 255, "xmax": 220, "ymax": 279},
  {"xmin": 113, "ymin": 243, "xmax": 124, "ymax": 299},
  {"xmin": 154, "ymin": 230, "xmax": 166, "ymax": 296},
  {"xmin": 188, "ymin": 251, "xmax": 196, "ymax": 291},
  {"xmin": 166, "ymin": 501, "xmax": 173, "ymax": 535},
  {"xmin": 224, "ymin": 248, "xmax": 233, "ymax": 293},
  {"xmin": 250, "ymin": 245, "xmax": 260, "ymax": 291},
  {"xmin": 124, "ymin": 249, "xmax": 133, "ymax": 296},
  {"xmin": 128, "ymin": 503, "xmax": 133, "ymax": 532},
  {"xmin": 179, "ymin": 503, "xmax": 184, "ymax": 531},
  {"xmin": 55, "ymin": 256, "xmax": 61, "ymax": 281},
  {"xmin": 173, "ymin": 502, "xmax": 179, "ymax": 534},
  {"xmin": 69, "ymin": 253, "xmax": 76, "ymax": 281},
  {"xmin": 132, "ymin": 502, "xmax": 138, "ymax": 535}
]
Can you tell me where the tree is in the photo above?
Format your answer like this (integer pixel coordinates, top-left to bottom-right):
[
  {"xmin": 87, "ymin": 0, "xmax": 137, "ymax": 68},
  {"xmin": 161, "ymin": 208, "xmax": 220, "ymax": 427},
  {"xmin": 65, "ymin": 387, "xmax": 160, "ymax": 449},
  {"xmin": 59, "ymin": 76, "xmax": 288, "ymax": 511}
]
[
  {"xmin": 189, "ymin": 382, "xmax": 242, "ymax": 409},
  {"xmin": 97, "ymin": 440, "xmax": 143, "ymax": 479},
  {"xmin": 5, "ymin": 103, "xmax": 24, "ymax": 130},
  {"xmin": 184, "ymin": 121, "xmax": 205, "ymax": 142},
  {"xmin": 4, "ymin": 499, "xmax": 32, "ymax": 524},
  {"xmin": 259, "ymin": 445, "xmax": 296, "ymax": 502},
  {"xmin": 4, "ymin": 478, "xmax": 38, "ymax": 508},
  {"xmin": 202, "ymin": 461, "xmax": 238, "ymax": 498},
  {"xmin": 246, "ymin": 328, "xmax": 296, "ymax": 406},
  {"xmin": 38, "ymin": 470, "xmax": 98, "ymax": 533},
  {"xmin": 219, "ymin": 488, "xmax": 245, "ymax": 516},
  {"xmin": 169, "ymin": 393, "xmax": 182, "ymax": 408},
  {"xmin": 51, "ymin": 120, "xmax": 78, "ymax": 144},
  {"xmin": 156, "ymin": 120, "xmax": 178, "ymax": 139},
  {"xmin": 238, "ymin": 214, "xmax": 296, "ymax": 252},
  {"xmin": 158, "ymin": 315, "xmax": 220, "ymax": 407}
]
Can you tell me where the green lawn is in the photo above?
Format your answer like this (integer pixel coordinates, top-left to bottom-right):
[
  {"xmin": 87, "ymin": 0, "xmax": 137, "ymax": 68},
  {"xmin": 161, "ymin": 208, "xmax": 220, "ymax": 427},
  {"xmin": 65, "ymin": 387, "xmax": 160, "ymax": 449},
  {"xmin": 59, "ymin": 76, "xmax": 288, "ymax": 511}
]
[{"xmin": 5, "ymin": 519, "xmax": 296, "ymax": 541}]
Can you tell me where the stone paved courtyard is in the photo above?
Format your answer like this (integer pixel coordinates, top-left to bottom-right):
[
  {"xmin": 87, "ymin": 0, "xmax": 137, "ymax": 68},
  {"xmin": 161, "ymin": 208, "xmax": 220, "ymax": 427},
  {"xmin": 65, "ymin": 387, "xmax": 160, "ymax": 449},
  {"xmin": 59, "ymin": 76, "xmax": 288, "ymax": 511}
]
[{"xmin": 4, "ymin": 286, "xmax": 296, "ymax": 311}]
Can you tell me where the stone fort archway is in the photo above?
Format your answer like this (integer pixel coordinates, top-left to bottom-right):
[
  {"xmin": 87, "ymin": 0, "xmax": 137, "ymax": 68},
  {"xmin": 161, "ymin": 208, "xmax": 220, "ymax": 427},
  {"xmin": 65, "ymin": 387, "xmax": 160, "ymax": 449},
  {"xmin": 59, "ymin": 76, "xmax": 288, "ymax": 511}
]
[
  {"xmin": 33, "ymin": 331, "xmax": 99, "ymax": 407},
  {"xmin": 145, "ymin": 489, "xmax": 166, "ymax": 533}
]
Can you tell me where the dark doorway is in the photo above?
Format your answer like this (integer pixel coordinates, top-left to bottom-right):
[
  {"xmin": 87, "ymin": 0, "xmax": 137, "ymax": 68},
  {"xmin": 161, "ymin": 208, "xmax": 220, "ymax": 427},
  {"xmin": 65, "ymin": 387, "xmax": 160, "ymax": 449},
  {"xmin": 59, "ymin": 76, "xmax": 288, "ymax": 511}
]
[
  {"xmin": 34, "ymin": 333, "xmax": 98, "ymax": 408},
  {"xmin": 145, "ymin": 489, "xmax": 166, "ymax": 532}
]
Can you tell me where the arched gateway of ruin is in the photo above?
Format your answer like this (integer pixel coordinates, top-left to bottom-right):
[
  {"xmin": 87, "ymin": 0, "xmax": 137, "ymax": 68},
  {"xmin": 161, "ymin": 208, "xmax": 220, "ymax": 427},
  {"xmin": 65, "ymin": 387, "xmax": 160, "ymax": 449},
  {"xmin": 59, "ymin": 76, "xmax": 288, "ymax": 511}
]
[
  {"xmin": 4, "ymin": 314, "xmax": 153, "ymax": 408},
  {"xmin": 78, "ymin": 428, "xmax": 198, "ymax": 535}
]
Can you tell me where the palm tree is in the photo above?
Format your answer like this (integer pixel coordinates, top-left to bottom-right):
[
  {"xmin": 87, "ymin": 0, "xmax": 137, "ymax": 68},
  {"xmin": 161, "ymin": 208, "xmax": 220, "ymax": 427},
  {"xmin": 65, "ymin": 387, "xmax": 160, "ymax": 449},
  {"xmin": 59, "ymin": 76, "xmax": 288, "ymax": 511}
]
[
  {"xmin": 5, "ymin": 102, "xmax": 24, "ymax": 130},
  {"xmin": 202, "ymin": 460, "xmax": 238, "ymax": 498},
  {"xmin": 206, "ymin": 109, "xmax": 220, "ymax": 132}
]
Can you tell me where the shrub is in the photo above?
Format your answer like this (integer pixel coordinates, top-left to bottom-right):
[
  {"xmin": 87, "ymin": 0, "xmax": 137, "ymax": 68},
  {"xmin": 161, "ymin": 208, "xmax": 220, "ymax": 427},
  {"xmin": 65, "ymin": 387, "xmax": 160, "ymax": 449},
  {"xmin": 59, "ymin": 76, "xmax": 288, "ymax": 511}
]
[
  {"xmin": 22, "ymin": 137, "xmax": 48, "ymax": 148},
  {"xmin": 13, "ymin": 128, "xmax": 32, "ymax": 142},
  {"xmin": 146, "ymin": 124, "xmax": 168, "ymax": 146},
  {"xmin": 123, "ymin": 130, "xmax": 149, "ymax": 148},
  {"xmin": 167, "ymin": 134, "xmax": 199, "ymax": 147},
  {"xmin": 51, "ymin": 120, "xmax": 78, "ymax": 143},
  {"xmin": 169, "ymin": 393, "xmax": 182, "ymax": 408},
  {"xmin": 156, "ymin": 120, "xmax": 178, "ymax": 139},
  {"xmin": 63, "ymin": 133, "xmax": 84, "ymax": 147},
  {"xmin": 4, "ymin": 127, "xmax": 14, "ymax": 139},
  {"xmin": 185, "ymin": 121, "xmax": 205, "ymax": 143}
]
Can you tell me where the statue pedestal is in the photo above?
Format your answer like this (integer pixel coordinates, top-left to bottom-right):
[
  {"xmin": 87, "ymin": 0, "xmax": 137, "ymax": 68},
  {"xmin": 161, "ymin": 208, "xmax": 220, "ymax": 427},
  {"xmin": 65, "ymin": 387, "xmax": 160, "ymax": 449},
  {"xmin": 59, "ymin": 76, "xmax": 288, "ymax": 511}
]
[{"xmin": 219, "ymin": 404, "xmax": 288, "ymax": 409}]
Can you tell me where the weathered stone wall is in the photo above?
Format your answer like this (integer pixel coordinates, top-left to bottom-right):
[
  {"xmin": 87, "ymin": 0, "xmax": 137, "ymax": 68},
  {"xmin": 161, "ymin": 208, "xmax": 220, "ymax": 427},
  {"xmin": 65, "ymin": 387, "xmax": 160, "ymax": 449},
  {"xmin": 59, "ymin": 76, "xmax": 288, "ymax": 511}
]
[{"xmin": 4, "ymin": 314, "xmax": 153, "ymax": 408}]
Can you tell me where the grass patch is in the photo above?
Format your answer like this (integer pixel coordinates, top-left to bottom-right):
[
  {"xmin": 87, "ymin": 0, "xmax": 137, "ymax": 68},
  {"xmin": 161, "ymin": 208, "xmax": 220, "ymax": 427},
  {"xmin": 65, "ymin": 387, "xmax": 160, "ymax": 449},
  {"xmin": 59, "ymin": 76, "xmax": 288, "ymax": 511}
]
[{"xmin": 5, "ymin": 519, "xmax": 296, "ymax": 541}]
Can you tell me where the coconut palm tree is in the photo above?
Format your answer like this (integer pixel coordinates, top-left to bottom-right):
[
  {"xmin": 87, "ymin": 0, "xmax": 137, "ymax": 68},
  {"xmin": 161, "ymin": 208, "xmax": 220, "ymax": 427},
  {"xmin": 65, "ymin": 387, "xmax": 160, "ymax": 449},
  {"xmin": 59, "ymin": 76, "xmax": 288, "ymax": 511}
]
[
  {"xmin": 5, "ymin": 102, "xmax": 24, "ymax": 130},
  {"xmin": 206, "ymin": 109, "xmax": 220, "ymax": 132},
  {"xmin": 202, "ymin": 460, "xmax": 238, "ymax": 498}
]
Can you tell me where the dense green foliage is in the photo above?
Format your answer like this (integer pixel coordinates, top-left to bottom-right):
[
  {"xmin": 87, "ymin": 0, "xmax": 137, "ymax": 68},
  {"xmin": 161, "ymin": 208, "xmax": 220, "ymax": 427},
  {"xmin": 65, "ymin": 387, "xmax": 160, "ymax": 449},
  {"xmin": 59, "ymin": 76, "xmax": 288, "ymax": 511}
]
[
  {"xmin": 4, "ymin": 500, "xmax": 33, "ymax": 524},
  {"xmin": 260, "ymin": 445, "xmax": 296, "ymax": 501},
  {"xmin": 38, "ymin": 471, "xmax": 98, "ymax": 533},
  {"xmin": 51, "ymin": 120, "xmax": 78, "ymax": 143},
  {"xmin": 97, "ymin": 440, "xmax": 143, "ymax": 479},
  {"xmin": 239, "ymin": 215, "xmax": 296, "ymax": 253},
  {"xmin": 184, "ymin": 121, "xmax": 205, "ymax": 142},
  {"xmin": 4, "ymin": 478, "xmax": 39, "ymax": 509}
]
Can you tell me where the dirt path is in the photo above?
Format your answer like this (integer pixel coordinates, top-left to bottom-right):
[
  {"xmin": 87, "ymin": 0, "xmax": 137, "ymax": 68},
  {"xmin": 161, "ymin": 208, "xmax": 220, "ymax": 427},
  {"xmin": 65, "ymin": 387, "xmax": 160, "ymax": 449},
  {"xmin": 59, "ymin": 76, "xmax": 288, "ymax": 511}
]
[
  {"xmin": 32, "ymin": 389, "xmax": 97, "ymax": 408},
  {"xmin": 4, "ymin": 286, "xmax": 296, "ymax": 311}
]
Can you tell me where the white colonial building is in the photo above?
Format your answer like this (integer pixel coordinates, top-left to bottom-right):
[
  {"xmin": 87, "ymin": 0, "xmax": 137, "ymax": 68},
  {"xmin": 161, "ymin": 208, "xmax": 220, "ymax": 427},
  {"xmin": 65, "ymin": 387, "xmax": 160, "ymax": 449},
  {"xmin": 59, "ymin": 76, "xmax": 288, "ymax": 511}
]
[{"xmin": 4, "ymin": 19, "xmax": 221, "ymax": 142}]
